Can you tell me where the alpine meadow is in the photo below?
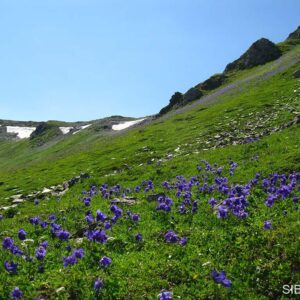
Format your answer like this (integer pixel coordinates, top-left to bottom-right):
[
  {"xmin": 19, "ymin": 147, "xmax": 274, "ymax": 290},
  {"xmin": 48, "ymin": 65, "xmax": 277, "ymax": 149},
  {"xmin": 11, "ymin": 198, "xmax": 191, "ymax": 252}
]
[{"xmin": 0, "ymin": 9, "xmax": 300, "ymax": 300}]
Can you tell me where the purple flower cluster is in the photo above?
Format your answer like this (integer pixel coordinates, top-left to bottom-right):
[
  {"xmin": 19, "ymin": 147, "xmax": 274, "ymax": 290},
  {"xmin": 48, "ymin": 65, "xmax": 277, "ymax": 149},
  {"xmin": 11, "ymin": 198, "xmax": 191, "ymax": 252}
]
[
  {"xmin": 63, "ymin": 248, "xmax": 84, "ymax": 267},
  {"xmin": 262, "ymin": 173, "xmax": 300, "ymax": 207},
  {"xmin": 157, "ymin": 196, "xmax": 173, "ymax": 212},
  {"xmin": 263, "ymin": 220, "xmax": 272, "ymax": 230},
  {"xmin": 35, "ymin": 246, "xmax": 46, "ymax": 260},
  {"xmin": 211, "ymin": 269, "xmax": 232, "ymax": 288},
  {"xmin": 10, "ymin": 287, "xmax": 23, "ymax": 299},
  {"xmin": 164, "ymin": 230, "xmax": 187, "ymax": 246},
  {"xmin": 2, "ymin": 237, "xmax": 23, "ymax": 256},
  {"xmin": 4, "ymin": 261, "xmax": 18, "ymax": 273},
  {"xmin": 18, "ymin": 229, "xmax": 26, "ymax": 241},
  {"xmin": 100, "ymin": 256, "xmax": 112, "ymax": 268},
  {"xmin": 158, "ymin": 290, "xmax": 173, "ymax": 300},
  {"xmin": 94, "ymin": 278, "xmax": 104, "ymax": 291},
  {"xmin": 85, "ymin": 229, "xmax": 108, "ymax": 244}
]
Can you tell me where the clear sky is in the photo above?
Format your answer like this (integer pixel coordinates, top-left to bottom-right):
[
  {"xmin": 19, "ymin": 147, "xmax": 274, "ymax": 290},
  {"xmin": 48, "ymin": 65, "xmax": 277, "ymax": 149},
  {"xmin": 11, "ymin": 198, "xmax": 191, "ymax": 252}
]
[{"xmin": 0, "ymin": 0, "xmax": 299, "ymax": 121}]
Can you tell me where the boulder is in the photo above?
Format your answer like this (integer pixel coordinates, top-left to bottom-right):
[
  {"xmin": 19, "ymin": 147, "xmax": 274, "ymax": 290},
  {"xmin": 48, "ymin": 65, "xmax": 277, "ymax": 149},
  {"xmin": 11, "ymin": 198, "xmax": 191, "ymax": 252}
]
[
  {"xmin": 42, "ymin": 187, "xmax": 52, "ymax": 194},
  {"xmin": 293, "ymin": 70, "xmax": 300, "ymax": 78},
  {"xmin": 10, "ymin": 194, "xmax": 23, "ymax": 200},
  {"xmin": 0, "ymin": 204, "xmax": 18, "ymax": 210},
  {"xmin": 80, "ymin": 172, "xmax": 90, "ymax": 179},
  {"xmin": 111, "ymin": 197, "xmax": 137, "ymax": 205},
  {"xmin": 12, "ymin": 199, "xmax": 25, "ymax": 204}
]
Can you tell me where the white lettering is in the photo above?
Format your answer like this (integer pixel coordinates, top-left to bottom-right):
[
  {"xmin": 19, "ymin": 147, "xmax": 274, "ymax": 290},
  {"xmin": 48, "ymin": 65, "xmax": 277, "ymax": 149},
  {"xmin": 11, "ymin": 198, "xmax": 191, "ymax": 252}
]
[{"xmin": 283, "ymin": 285, "xmax": 293, "ymax": 294}]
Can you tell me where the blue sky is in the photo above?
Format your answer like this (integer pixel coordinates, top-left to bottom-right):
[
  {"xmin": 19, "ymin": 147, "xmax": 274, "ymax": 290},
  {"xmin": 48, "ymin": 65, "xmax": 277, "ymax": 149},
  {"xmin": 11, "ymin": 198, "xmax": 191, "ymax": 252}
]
[{"xmin": 0, "ymin": 0, "xmax": 299, "ymax": 121}]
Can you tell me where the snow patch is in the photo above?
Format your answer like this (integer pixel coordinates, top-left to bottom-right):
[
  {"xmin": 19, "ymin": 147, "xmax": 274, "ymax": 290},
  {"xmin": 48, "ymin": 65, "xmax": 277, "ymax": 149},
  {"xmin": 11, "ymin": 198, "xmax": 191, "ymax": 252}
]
[
  {"xmin": 73, "ymin": 124, "xmax": 92, "ymax": 134},
  {"xmin": 112, "ymin": 119, "xmax": 146, "ymax": 131},
  {"xmin": 59, "ymin": 127, "xmax": 73, "ymax": 134},
  {"xmin": 6, "ymin": 126, "xmax": 36, "ymax": 139}
]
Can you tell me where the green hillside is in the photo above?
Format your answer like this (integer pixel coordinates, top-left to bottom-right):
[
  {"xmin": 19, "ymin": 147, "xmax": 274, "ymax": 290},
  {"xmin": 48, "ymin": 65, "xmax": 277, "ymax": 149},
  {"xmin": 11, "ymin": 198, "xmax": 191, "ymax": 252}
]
[{"xmin": 0, "ymin": 33, "xmax": 300, "ymax": 299}]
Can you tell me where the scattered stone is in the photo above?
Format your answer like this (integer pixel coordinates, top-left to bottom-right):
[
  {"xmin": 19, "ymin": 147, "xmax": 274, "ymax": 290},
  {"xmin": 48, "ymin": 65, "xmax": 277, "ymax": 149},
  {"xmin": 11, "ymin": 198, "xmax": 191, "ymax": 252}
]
[
  {"xmin": 0, "ymin": 204, "xmax": 18, "ymax": 211},
  {"xmin": 42, "ymin": 188, "xmax": 52, "ymax": 194},
  {"xmin": 75, "ymin": 238, "xmax": 84, "ymax": 245},
  {"xmin": 293, "ymin": 70, "xmax": 300, "ymax": 78},
  {"xmin": 10, "ymin": 194, "xmax": 23, "ymax": 200},
  {"xmin": 56, "ymin": 287, "xmax": 65, "ymax": 294},
  {"xmin": 111, "ymin": 197, "xmax": 137, "ymax": 205},
  {"xmin": 12, "ymin": 199, "xmax": 25, "ymax": 204}
]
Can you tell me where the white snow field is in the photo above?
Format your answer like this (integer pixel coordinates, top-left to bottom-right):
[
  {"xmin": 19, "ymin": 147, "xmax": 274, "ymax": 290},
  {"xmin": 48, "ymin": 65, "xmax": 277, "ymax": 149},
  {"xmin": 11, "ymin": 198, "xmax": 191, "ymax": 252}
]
[
  {"xmin": 59, "ymin": 127, "xmax": 73, "ymax": 134},
  {"xmin": 6, "ymin": 126, "xmax": 36, "ymax": 139},
  {"xmin": 112, "ymin": 119, "xmax": 146, "ymax": 131}
]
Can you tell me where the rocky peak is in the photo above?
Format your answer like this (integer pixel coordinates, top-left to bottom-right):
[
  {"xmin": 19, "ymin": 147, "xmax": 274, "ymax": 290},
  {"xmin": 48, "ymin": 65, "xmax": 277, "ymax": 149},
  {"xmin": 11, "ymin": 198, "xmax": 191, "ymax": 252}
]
[
  {"xmin": 225, "ymin": 38, "xmax": 282, "ymax": 72},
  {"xmin": 286, "ymin": 26, "xmax": 300, "ymax": 42}
]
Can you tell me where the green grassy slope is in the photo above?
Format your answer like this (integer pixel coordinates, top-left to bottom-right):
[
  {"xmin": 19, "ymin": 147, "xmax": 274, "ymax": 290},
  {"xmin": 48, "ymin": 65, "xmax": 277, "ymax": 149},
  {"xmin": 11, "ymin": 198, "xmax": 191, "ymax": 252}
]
[
  {"xmin": 0, "ymin": 48, "xmax": 299, "ymax": 201},
  {"xmin": 0, "ymin": 46, "xmax": 299, "ymax": 300}
]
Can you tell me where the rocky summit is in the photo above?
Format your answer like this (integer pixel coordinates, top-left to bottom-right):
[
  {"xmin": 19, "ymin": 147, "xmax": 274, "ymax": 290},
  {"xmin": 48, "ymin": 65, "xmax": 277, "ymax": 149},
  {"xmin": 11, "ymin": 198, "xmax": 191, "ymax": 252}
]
[{"xmin": 224, "ymin": 38, "xmax": 282, "ymax": 72}]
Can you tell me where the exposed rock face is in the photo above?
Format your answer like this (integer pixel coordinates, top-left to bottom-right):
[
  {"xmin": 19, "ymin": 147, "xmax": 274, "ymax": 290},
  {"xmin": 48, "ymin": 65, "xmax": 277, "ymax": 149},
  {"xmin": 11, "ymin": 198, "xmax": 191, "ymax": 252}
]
[
  {"xmin": 196, "ymin": 73, "xmax": 227, "ymax": 91},
  {"xmin": 158, "ymin": 88, "xmax": 203, "ymax": 116},
  {"xmin": 158, "ymin": 92, "xmax": 183, "ymax": 116},
  {"xmin": 225, "ymin": 38, "xmax": 282, "ymax": 72},
  {"xmin": 286, "ymin": 26, "xmax": 300, "ymax": 41},
  {"xmin": 183, "ymin": 88, "xmax": 203, "ymax": 102},
  {"xmin": 30, "ymin": 122, "xmax": 62, "ymax": 138}
]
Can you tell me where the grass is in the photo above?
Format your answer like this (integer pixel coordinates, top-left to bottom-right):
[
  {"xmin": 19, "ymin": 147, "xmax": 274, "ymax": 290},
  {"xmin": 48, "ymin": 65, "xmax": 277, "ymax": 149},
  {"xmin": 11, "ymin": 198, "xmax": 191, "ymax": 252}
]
[{"xmin": 0, "ymin": 46, "xmax": 299, "ymax": 299}]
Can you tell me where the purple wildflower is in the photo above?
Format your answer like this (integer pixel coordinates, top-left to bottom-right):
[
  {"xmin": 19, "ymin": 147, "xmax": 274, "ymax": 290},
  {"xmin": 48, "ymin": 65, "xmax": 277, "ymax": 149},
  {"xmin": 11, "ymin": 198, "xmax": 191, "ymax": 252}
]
[
  {"xmin": 63, "ymin": 254, "xmax": 77, "ymax": 267},
  {"xmin": 164, "ymin": 230, "xmax": 179, "ymax": 243},
  {"xmin": 10, "ymin": 245, "xmax": 24, "ymax": 256},
  {"xmin": 29, "ymin": 217, "xmax": 40, "ymax": 225},
  {"xmin": 135, "ymin": 233, "xmax": 142, "ymax": 241},
  {"xmin": 73, "ymin": 248, "xmax": 84, "ymax": 259},
  {"xmin": 56, "ymin": 230, "xmax": 70, "ymax": 240},
  {"xmin": 179, "ymin": 237, "xmax": 188, "ymax": 246},
  {"xmin": 18, "ymin": 229, "xmax": 26, "ymax": 240},
  {"xmin": 158, "ymin": 290, "xmax": 173, "ymax": 300},
  {"xmin": 100, "ymin": 256, "xmax": 112, "ymax": 268},
  {"xmin": 263, "ymin": 220, "xmax": 272, "ymax": 230},
  {"xmin": 217, "ymin": 206, "xmax": 228, "ymax": 219},
  {"xmin": 48, "ymin": 214, "xmax": 57, "ymax": 221},
  {"xmin": 94, "ymin": 278, "xmax": 104, "ymax": 291},
  {"xmin": 96, "ymin": 210, "xmax": 107, "ymax": 222},
  {"xmin": 2, "ymin": 237, "xmax": 14, "ymax": 250},
  {"xmin": 39, "ymin": 241, "xmax": 48, "ymax": 249},
  {"xmin": 211, "ymin": 270, "xmax": 232, "ymax": 288},
  {"xmin": 10, "ymin": 287, "xmax": 23, "ymax": 299},
  {"xmin": 35, "ymin": 247, "xmax": 46, "ymax": 260},
  {"xmin": 132, "ymin": 213, "xmax": 140, "ymax": 222},
  {"xmin": 4, "ymin": 261, "xmax": 18, "ymax": 273},
  {"xmin": 104, "ymin": 222, "xmax": 112, "ymax": 230}
]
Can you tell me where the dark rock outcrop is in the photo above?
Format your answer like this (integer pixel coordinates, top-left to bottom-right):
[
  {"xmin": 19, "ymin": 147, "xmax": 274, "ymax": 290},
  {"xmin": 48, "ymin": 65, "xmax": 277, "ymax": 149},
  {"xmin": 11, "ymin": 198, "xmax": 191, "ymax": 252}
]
[
  {"xmin": 196, "ymin": 73, "xmax": 227, "ymax": 91},
  {"xmin": 286, "ymin": 26, "xmax": 300, "ymax": 41},
  {"xmin": 158, "ymin": 88, "xmax": 203, "ymax": 116},
  {"xmin": 30, "ymin": 122, "xmax": 60, "ymax": 139},
  {"xmin": 158, "ymin": 92, "xmax": 183, "ymax": 116},
  {"xmin": 183, "ymin": 88, "xmax": 203, "ymax": 102},
  {"xmin": 225, "ymin": 38, "xmax": 282, "ymax": 72},
  {"xmin": 29, "ymin": 122, "xmax": 62, "ymax": 146}
]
